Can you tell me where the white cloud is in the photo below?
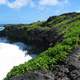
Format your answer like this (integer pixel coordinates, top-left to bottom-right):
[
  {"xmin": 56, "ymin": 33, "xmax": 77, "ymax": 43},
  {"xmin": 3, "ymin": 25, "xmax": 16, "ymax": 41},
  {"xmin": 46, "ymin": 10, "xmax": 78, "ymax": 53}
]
[
  {"xmin": 39, "ymin": 0, "xmax": 58, "ymax": 6},
  {"xmin": 0, "ymin": 0, "xmax": 32, "ymax": 9},
  {"xmin": 7, "ymin": 0, "xmax": 31, "ymax": 9},
  {"xmin": 39, "ymin": 0, "xmax": 68, "ymax": 6},
  {"xmin": 0, "ymin": 0, "xmax": 69, "ymax": 9},
  {"xmin": 0, "ymin": 0, "xmax": 6, "ymax": 4}
]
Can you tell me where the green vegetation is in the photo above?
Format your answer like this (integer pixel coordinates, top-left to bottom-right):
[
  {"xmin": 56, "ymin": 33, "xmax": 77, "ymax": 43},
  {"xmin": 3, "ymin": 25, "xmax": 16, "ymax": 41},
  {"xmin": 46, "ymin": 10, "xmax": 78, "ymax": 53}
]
[{"xmin": 3, "ymin": 12, "xmax": 80, "ymax": 80}]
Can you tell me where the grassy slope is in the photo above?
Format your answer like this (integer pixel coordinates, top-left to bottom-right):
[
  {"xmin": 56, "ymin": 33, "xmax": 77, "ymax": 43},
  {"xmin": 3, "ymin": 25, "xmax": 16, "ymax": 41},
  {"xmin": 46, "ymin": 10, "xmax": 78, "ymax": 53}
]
[{"xmin": 4, "ymin": 12, "xmax": 80, "ymax": 80}]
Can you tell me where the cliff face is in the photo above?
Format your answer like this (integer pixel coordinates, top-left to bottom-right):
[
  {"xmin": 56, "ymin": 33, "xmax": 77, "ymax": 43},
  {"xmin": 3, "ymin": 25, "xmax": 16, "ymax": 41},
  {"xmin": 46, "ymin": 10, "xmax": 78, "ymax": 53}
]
[
  {"xmin": 2, "ymin": 12, "xmax": 80, "ymax": 80},
  {"xmin": 0, "ymin": 24, "xmax": 63, "ymax": 54}
]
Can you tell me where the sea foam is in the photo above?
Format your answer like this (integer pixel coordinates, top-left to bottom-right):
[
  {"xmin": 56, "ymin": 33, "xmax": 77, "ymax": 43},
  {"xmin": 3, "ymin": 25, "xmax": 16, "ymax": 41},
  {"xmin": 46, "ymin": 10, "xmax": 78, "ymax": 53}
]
[{"xmin": 0, "ymin": 38, "xmax": 33, "ymax": 80}]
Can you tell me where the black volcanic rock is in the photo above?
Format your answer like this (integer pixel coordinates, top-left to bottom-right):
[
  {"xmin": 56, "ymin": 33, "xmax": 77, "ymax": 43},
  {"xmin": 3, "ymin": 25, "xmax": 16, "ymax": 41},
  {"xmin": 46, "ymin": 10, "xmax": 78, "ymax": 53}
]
[
  {"xmin": 0, "ymin": 25, "xmax": 62, "ymax": 53},
  {"xmin": 11, "ymin": 71, "xmax": 54, "ymax": 80}
]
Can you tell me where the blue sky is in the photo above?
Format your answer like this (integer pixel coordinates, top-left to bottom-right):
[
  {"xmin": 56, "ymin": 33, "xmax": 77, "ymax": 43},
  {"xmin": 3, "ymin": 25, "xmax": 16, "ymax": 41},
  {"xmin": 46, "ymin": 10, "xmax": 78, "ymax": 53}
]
[{"xmin": 0, "ymin": 0, "xmax": 80, "ymax": 24}]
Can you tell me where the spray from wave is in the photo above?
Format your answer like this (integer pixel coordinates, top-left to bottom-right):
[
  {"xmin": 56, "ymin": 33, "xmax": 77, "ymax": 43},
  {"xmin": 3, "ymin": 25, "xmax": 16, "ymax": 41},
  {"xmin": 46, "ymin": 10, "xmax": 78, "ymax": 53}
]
[{"xmin": 0, "ymin": 38, "xmax": 34, "ymax": 80}]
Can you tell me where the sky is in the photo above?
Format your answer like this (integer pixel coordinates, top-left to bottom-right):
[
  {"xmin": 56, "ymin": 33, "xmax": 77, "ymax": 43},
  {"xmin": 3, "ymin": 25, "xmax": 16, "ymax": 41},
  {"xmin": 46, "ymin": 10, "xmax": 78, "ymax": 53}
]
[{"xmin": 0, "ymin": 0, "xmax": 80, "ymax": 24}]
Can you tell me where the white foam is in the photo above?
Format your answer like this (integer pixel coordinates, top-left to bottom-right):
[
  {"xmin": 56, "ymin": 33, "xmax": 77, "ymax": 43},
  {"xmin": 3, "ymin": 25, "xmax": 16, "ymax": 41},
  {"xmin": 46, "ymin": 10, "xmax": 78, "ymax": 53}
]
[{"xmin": 0, "ymin": 38, "xmax": 33, "ymax": 80}]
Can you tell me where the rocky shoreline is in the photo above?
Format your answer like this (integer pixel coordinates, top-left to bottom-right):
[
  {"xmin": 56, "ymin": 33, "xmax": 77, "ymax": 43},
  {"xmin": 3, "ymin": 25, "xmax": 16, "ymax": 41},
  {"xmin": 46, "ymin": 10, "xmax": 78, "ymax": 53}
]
[{"xmin": 2, "ymin": 12, "xmax": 80, "ymax": 80}]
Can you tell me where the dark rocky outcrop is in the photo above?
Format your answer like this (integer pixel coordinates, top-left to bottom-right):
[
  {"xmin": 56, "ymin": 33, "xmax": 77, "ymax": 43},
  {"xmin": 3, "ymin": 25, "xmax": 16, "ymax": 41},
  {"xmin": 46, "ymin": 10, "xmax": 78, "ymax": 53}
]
[
  {"xmin": 0, "ymin": 25, "xmax": 63, "ymax": 53},
  {"xmin": 11, "ymin": 71, "xmax": 54, "ymax": 80}
]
